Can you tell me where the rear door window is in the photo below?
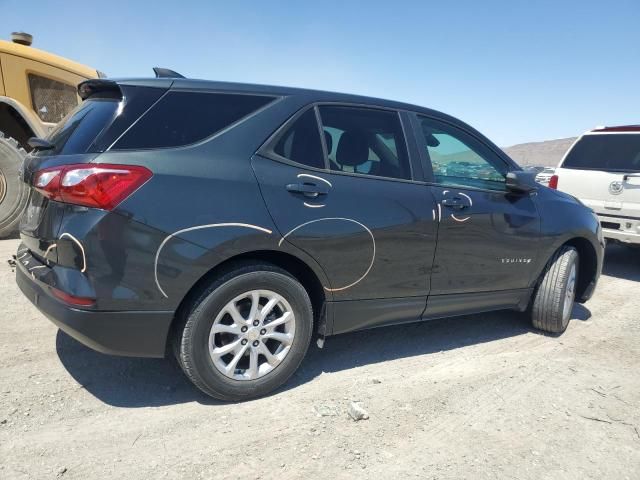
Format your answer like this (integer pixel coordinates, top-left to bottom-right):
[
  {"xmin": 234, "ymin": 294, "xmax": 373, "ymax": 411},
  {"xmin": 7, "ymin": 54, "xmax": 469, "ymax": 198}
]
[
  {"xmin": 113, "ymin": 91, "xmax": 276, "ymax": 150},
  {"xmin": 563, "ymin": 134, "xmax": 640, "ymax": 172},
  {"xmin": 272, "ymin": 108, "xmax": 326, "ymax": 169},
  {"xmin": 318, "ymin": 106, "xmax": 411, "ymax": 180}
]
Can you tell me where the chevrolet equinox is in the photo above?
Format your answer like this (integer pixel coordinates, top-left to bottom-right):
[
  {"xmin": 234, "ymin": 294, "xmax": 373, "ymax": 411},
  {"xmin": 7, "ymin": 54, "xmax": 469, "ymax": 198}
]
[{"xmin": 16, "ymin": 73, "xmax": 604, "ymax": 400}]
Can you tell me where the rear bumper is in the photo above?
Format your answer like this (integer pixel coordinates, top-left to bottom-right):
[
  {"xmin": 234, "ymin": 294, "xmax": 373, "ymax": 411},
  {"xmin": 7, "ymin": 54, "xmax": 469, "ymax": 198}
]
[
  {"xmin": 581, "ymin": 201, "xmax": 640, "ymax": 244},
  {"xmin": 603, "ymin": 228, "xmax": 640, "ymax": 244},
  {"xmin": 16, "ymin": 264, "xmax": 173, "ymax": 358},
  {"xmin": 596, "ymin": 213, "xmax": 640, "ymax": 244}
]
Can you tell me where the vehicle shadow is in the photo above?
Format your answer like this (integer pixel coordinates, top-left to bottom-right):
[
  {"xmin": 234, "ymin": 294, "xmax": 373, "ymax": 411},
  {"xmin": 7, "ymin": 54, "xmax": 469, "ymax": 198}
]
[
  {"xmin": 52, "ymin": 244, "xmax": 633, "ymax": 408},
  {"xmin": 57, "ymin": 306, "xmax": 582, "ymax": 408},
  {"xmin": 602, "ymin": 243, "xmax": 640, "ymax": 282},
  {"xmin": 55, "ymin": 330, "xmax": 220, "ymax": 407},
  {"xmin": 288, "ymin": 305, "xmax": 594, "ymax": 389}
]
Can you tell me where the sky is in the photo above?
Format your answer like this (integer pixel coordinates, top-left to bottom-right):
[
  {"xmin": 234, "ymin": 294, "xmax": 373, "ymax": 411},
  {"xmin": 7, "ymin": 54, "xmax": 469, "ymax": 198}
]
[{"xmin": 2, "ymin": 0, "xmax": 638, "ymax": 146}]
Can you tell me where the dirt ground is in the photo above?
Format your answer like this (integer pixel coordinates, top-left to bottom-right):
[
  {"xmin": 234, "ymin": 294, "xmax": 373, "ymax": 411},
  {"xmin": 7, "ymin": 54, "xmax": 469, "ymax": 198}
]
[{"xmin": 1, "ymin": 238, "xmax": 639, "ymax": 479}]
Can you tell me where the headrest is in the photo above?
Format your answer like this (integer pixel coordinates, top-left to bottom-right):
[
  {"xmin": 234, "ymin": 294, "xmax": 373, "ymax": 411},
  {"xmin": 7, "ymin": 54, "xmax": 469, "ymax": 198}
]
[{"xmin": 336, "ymin": 130, "xmax": 369, "ymax": 167}]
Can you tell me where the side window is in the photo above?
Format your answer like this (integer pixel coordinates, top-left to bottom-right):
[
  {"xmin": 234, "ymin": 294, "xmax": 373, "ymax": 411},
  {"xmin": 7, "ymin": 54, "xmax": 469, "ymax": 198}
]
[
  {"xmin": 114, "ymin": 91, "xmax": 275, "ymax": 150},
  {"xmin": 273, "ymin": 108, "xmax": 325, "ymax": 169},
  {"xmin": 318, "ymin": 106, "xmax": 411, "ymax": 180},
  {"xmin": 418, "ymin": 116, "xmax": 507, "ymax": 191},
  {"xmin": 28, "ymin": 74, "xmax": 79, "ymax": 123}
]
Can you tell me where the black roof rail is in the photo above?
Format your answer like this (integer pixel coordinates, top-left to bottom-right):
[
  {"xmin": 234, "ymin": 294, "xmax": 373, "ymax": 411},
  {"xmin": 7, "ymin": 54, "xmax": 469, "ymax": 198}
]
[{"xmin": 153, "ymin": 67, "xmax": 185, "ymax": 79}]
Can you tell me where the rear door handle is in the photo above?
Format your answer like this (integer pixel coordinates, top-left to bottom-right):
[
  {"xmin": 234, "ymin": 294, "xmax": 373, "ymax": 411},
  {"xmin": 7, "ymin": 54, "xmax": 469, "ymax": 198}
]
[
  {"xmin": 441, "ymin": 197, "xmax": 468, "ymax": 209},
  {"xmin": 286, "ymin": 183, "xmax": 329, "ymax": 198}
]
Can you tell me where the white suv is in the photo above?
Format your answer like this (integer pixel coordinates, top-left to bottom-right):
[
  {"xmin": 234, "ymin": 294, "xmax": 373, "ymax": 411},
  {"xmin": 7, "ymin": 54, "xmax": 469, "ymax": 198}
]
[
  {"xmin": 535, "ymin": 167, "xmax": 556, "ymax": 186},
  {"xmin": 551, "ymin": 125, "xmax": 640, "ymax": 245}
]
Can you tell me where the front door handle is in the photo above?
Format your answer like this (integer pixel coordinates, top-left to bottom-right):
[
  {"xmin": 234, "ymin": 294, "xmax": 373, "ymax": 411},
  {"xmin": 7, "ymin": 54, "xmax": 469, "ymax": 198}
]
[
  {"xmin": 441, "ymin": 197, "xmax": 468, "ymax": 210},
  {"xmin": 286, "ymin": 183, "xmax": 329, "ymax": 198}
]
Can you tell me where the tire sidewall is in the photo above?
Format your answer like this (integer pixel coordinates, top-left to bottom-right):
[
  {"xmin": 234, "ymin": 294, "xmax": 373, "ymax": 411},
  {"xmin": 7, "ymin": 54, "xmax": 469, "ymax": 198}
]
[
  {"xmin": 532, "ymin": 246, "xmax": 580, "ymax": 334},
  {"xmin": 0, "ymin": 134, "xmax": 28, "ymax": 235},
  {"xmin": 183, "ymin": 269, "xmax": 313, "ymax": 399},
  {"xmin": 560, "ymin": 250, "xmax": 579, "ymax": 327}
]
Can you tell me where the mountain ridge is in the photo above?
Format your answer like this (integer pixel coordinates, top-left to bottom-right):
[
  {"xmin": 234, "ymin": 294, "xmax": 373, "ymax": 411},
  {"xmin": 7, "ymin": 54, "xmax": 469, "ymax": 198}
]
[{"xmin": 502, "ymin": 137, "xmax": 577, "ymax": 167}]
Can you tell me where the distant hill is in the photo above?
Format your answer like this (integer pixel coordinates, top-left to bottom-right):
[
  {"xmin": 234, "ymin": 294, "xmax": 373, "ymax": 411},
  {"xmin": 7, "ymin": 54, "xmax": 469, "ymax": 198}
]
[{"xmin": 502, "ymin": 137, "xmax": 577, "ymax": 167}]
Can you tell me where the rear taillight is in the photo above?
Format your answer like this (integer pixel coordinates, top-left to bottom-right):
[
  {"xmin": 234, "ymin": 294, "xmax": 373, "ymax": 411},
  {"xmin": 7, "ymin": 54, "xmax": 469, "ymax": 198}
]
[
  {"xmin": 548, "ymin": 175, "xmax": 559, "ymax": 189},
  {"xmin": 33, "ymin": 164, "xmax": 152, "ymax": 210},
  {"xmin": 50, "ymin": 286, "xmax": 95, "ymax": 307}
]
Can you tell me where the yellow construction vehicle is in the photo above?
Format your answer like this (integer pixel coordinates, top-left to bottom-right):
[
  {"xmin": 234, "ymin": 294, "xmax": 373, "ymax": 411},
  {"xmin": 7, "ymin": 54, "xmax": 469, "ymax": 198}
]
[{"xmin": 0, "ymin": 32, "xmax": 101, "ymax": 237}]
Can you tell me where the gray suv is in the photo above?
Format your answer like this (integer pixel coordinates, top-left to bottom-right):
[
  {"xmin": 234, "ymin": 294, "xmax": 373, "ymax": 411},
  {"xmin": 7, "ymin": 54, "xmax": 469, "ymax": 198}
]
[{"xmin": 16, "ymin": 74, "xmax": 604, "ymax": 400}]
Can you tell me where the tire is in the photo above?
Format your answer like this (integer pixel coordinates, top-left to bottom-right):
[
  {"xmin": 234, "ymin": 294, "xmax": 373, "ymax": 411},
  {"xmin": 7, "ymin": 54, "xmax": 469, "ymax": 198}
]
[
  {"xmin": 0, "ymin": 132, "xmax": 29, "ymax": 238},
  {"xmin": 530, "ymin": 246, "xmax": 579, "ymax": 334},
  {"xmin": 175, "ymin": 263, "xmax": 313, "ymax": 401}
]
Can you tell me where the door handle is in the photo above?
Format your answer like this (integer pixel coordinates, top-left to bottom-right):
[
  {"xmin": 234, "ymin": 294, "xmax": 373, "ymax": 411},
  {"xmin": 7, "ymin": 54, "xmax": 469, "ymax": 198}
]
[
  {"xmin": 441, "ymin": 197, "xmax": 468, "ymax": 209},
  {"xmin": 286, "ymin": 183, "xmax": 329, "ymax": 198}
]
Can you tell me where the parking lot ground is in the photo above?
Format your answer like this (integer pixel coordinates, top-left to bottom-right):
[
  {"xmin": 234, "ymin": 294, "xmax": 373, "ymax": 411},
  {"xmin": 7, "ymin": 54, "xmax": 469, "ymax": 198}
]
[{"xmin": 1, "ymin": 238, "xmax": 639, "ymax": 479}]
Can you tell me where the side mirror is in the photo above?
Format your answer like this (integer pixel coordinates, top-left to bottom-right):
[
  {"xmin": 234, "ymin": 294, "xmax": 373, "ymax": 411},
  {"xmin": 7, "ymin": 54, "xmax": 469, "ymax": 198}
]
[{"xmin": 505, "ymin": 171, "xmax": 538, "ymax": 194}]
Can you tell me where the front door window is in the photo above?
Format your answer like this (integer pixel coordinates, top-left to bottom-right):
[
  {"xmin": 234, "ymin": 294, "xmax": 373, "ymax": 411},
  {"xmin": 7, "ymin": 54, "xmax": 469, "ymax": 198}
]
[{"xmin": 418, "ymin": 116, "xmax": 506, "ymax": 191}]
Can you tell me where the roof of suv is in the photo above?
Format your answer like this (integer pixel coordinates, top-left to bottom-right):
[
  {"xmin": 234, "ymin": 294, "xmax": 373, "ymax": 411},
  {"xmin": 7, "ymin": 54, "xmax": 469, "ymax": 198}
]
[
  {"xmin": 91, "ymin": 76, "xmax": 521, "ymax": 170},
  {"xmin": 112, "ymin": 77, "xmax": 449, "ymax": 119}
]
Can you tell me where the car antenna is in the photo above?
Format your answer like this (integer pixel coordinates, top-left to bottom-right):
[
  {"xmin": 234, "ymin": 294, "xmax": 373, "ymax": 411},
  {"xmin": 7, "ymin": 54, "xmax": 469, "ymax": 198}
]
[{"xmin": 152, "ymin": 67, "xmax": 185, "ymax": 79}]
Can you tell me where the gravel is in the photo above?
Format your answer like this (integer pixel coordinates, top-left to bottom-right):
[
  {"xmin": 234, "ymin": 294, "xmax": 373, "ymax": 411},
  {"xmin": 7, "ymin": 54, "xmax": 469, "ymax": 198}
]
[{"xmin": 1, "ymin": 238, "xmax": 639, "ymax": 479}]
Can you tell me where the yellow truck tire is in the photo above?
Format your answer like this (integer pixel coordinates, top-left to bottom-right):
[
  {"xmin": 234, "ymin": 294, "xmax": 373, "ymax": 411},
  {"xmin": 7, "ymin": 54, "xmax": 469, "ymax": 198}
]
[{"xmin": 0, "ymin": 132, "xmax": 28, "ymax": 238}]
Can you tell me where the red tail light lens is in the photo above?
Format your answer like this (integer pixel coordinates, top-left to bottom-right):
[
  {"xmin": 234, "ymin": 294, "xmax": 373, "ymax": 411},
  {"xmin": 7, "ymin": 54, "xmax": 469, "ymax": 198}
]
[
  {"xmin": 50, "ymin": 287, "xmax": 95, "ymax": 307},
  {"xmin": 33, "ymin": 164, "xmax": 152, "ymax": 210},
  {"xmin": 548, "ymin": 175, "xmax": 559, "ymax": 189}
]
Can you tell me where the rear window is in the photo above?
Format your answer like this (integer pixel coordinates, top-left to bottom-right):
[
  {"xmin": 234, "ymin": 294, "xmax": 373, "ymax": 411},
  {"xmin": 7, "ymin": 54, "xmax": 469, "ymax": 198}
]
[
  {"xmin": 38, "ymin": 86, "xmax": 164, "ymax": 156},
  {"xmin": 112, "ymin": 91, "xmax": 275, "ymax": 150},
  {"xmin": 38, "ymin": 88, "xmax": 275, "ymax": 155},
  {"xmin": 42, "ymin": 98, "xmax": 120, "ymax": 156},
  {"xmin": 563, "ymin": 134, "xmax": 640, "ymax": 172}
]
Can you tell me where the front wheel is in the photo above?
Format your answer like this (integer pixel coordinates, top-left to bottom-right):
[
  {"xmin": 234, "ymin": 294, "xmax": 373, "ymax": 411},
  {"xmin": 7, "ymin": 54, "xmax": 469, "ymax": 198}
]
[
  {"xmin": 531, "ymin": 246, "xmax": 579, "ymax": 334},
  {"xmin": 176, "ymin": 263, "xmax": 313, "ymax": 401}
]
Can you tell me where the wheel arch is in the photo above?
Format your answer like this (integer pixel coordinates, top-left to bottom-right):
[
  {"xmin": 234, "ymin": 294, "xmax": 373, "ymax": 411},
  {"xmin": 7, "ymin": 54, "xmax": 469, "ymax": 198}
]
[
  {"xmin": 168, "ymin": 249, "xmax": 329, "ymax": 351},
  {"xmin": 531, "ymin": 235, "xmax": 600, "ymax": 305},
  {"xmin": 562, "ymin": 236, "xmax": 599, "ymax": 303}
]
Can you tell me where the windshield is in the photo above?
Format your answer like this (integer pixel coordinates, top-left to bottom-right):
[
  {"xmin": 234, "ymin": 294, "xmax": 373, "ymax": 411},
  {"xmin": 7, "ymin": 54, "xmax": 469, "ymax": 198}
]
[{"xmin": 563, "ymin": 134, "xmax": 640, "ymax": 172}]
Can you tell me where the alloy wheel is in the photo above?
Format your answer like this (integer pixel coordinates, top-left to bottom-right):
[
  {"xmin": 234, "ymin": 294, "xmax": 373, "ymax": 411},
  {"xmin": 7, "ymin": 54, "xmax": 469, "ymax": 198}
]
[{"xmin": 208, "ymin": 290, "xmax": 296, "ymax": 381}]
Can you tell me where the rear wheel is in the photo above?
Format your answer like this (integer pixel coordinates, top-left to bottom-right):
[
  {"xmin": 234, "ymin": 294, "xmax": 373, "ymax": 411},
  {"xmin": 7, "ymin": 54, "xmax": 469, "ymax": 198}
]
[
  {"xmin": 176, "ymin": 263, "xmax": 313, "ymax": 401},
  {"xmin": 0, "ymin": 132, "xmax": 29, "ymax": 238},
  {"xmin": 531, "ymin": 246, "xmax": 579, "ymax": 334}
]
